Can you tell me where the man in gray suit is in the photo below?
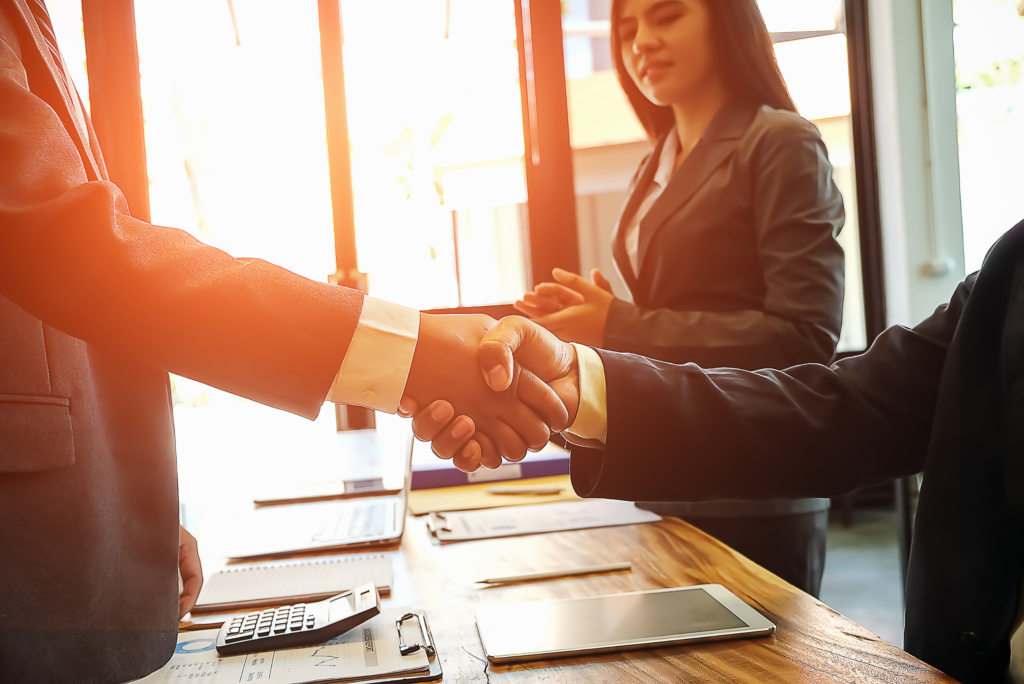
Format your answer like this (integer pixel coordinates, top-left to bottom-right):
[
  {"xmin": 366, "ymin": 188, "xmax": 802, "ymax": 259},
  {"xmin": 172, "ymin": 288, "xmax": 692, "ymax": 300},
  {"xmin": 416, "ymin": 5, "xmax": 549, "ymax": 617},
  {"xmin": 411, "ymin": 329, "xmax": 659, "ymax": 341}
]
[{"xmin": 0, "ymin": 2, "xmax": 565, "ymax": 681}]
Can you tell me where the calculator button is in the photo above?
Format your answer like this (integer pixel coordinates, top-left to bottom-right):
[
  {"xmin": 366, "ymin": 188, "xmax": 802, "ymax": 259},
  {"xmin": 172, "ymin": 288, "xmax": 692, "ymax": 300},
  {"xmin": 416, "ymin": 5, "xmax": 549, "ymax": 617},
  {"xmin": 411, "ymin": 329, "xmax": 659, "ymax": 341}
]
[
  {"xmin": 306, "ymin": 616, "xmax": 315, "ymax": 628},
  {"xmin": 224, "ymin": 632, "xmax": 252, "ymax": 644},
  {"xmin": 273, "ymin": 623, "xmax": 287, "ymax": 633},
  {"xmin": 257, "ymin": 627, "xmax": 271, "ymax": 637}
]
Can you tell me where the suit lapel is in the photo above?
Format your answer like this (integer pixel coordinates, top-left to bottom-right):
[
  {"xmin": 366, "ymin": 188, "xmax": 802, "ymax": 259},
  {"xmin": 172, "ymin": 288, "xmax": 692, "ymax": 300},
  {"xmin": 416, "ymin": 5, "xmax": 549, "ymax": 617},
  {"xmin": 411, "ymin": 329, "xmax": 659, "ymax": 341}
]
[
  {"xmin": 636, "ymin": 102, "xmax": 759, "ymax": 272},
  {"xmin": 610, "ymin": 133, "xmax": 667, "ymax": 298},
  {"xmin": 11, "ymin": 0, "xmax": 105, "ymax": 181}
]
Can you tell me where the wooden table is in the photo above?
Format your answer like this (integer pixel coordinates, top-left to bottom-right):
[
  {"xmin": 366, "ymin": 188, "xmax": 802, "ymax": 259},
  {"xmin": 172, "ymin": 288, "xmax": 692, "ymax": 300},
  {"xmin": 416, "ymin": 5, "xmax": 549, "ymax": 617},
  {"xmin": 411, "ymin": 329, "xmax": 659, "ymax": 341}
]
[{"xmin": 378, "ymin": 514, "xmax": 954, "ymax": 683}]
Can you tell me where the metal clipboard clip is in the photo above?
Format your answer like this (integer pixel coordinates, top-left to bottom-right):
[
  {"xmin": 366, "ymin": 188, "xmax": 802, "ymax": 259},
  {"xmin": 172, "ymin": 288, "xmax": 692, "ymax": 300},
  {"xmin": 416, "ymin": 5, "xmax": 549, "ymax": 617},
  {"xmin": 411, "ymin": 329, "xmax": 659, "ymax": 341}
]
[
  {"xmin": 396, "ymin": 612, "xmax": 436, "ymax": 657},
  {"xmin": 427, "ymin": 512, "xmax": 451, "ymax": 534}
]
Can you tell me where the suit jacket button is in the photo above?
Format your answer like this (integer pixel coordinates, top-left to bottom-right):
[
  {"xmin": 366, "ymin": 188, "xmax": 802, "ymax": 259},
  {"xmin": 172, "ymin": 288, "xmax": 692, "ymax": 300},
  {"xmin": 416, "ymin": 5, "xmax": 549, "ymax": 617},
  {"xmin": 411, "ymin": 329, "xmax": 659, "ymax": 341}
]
[{"xmin": 961, "ymin": 631, "xmax": 981, "ymax": 652}]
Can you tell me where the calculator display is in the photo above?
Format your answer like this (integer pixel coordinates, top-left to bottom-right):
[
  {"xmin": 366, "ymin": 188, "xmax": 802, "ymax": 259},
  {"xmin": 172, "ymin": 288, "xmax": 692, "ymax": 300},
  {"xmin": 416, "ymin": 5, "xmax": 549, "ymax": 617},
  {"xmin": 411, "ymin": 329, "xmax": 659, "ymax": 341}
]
[{"xmin": 329, "ymin": 594, "xmax": 357, "ymax": 623}]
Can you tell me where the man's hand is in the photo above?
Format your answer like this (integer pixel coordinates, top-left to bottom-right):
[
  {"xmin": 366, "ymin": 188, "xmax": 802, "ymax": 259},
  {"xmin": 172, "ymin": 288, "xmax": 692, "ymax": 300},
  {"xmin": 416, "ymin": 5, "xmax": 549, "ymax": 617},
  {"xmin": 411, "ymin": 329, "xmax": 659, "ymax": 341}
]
[
  {"xmin": 513, "ymin": 268, "xmax": 615, "ymax": 347},
  {"xmin": 406, "ymin": 316, "xmax": 582, "ymax": 471},
  {"xmin": 401, "ymin": 313, "xmax": 569, "ymax": 469},
  {"xmin": 178, "ymin": 525, "xmax": 203, "ymax": 619}
]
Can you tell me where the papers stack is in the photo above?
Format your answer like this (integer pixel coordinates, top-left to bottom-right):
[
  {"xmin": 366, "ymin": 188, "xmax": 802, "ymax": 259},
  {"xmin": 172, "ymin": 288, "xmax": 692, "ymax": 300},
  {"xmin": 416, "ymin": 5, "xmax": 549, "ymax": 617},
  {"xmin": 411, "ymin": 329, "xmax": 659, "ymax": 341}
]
[
  {"xmin": 426, "ymin": 498, "xmax": 661, "ymax": 543},
  {"xmin": 141, "ymin": 608, "xmax": 439, "ymax": 684}
]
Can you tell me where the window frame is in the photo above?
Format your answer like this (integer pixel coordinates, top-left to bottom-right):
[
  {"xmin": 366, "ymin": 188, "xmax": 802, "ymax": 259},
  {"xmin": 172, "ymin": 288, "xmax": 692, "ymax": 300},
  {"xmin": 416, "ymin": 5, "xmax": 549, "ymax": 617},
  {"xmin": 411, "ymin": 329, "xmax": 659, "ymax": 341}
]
[{"xmin": 87, "ymin": 0, "xmax": 885, "ymax": 346}]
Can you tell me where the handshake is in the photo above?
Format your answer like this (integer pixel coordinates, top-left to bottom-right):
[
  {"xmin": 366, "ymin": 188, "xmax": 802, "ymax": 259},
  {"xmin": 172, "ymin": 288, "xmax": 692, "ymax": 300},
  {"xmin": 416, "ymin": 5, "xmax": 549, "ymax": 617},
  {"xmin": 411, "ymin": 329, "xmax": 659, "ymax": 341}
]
[{"xmin": 397, "ymin": 313, "xmax": 583, "ymax": 472}]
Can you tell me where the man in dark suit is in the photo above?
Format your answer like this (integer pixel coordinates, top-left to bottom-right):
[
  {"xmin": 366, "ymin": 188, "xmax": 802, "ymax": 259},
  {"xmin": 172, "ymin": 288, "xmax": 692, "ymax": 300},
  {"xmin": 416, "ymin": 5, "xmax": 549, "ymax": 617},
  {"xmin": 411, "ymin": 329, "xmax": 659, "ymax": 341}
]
[
  {"xmin": 414, "ymin": 221, "xmax": 1024, "ymax": 682},
  {"xmin": 0, "ymin": 2, "xmax": 565, "ymax": 682}
]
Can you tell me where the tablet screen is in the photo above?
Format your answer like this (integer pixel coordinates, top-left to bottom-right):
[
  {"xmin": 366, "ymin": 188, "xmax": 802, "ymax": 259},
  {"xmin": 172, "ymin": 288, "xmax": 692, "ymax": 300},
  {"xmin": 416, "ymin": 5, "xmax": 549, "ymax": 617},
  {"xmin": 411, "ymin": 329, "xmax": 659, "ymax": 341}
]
[{"xmin": 478, "ymin": 586, "xmax": 762, "ymax": 660}]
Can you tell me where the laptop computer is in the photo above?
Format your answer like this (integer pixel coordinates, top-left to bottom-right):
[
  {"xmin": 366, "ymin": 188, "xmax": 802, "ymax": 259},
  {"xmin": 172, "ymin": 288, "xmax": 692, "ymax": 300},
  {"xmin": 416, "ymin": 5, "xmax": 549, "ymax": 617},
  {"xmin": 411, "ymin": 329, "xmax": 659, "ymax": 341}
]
[{"xmin": 223, "ymin": 429, "xmax": 414, "ymax": 561}]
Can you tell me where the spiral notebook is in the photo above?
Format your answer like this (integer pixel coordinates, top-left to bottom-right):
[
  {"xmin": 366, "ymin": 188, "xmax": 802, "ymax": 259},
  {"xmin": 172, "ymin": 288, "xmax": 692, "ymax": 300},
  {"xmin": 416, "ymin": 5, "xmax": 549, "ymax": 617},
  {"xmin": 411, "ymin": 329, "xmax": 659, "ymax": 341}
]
[{"xmin": 193, "ymin": 555, "xmax": 393, "ymax": 614}]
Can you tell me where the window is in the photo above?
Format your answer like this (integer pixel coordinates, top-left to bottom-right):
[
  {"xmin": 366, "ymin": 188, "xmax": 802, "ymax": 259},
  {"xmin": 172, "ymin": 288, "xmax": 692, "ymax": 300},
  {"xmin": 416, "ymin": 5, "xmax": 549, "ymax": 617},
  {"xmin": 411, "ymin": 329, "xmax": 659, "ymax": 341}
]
[
  {"xmin": 135, "ymin": 0, "xmax": 336, "ymax": 284},
  {"xmin": 46, "ymin": 0, "xmax": 90, "ymax": 114},
  {"xmin": 952, "ymin": 0, "xmax": 1024, "ymax": 273},
  {"xmin": 336, "ymin": 0, "xmax": 530, "ymax": 309}
]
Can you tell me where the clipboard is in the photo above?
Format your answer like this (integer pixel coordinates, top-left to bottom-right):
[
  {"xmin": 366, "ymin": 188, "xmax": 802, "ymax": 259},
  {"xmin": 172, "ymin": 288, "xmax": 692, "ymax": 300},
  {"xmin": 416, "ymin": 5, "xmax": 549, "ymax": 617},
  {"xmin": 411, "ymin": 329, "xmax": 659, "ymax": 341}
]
[
  {"xmin": 382, "ymin": 612, "xmax": 442, "ymax": 684},
  {"xmin": 143, "ymin": 608, "xmax": 441, "ymax": 683},
  {"xmin": 427, "ymin": 498, "xmax": 661, "ymax": 543}
]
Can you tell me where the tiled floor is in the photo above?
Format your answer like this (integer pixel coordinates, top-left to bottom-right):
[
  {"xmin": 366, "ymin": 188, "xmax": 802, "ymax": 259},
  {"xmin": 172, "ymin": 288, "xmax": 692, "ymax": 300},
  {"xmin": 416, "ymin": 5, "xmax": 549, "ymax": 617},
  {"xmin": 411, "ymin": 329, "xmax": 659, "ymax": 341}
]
[{"xmin": 819, "ymin": 508, "xmax": 905, "ymax": 647}]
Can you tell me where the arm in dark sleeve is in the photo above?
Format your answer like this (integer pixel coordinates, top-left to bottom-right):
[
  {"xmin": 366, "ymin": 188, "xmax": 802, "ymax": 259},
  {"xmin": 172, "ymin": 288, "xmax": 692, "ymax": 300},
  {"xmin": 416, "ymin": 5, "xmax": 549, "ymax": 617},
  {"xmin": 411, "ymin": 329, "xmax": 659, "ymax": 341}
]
[
  {"xmin": 602, "ymin": 115, "xmax": 846, "ymax": 369},
  {"xmin": 0, "ymin": 38, "xmax": 362, "ymax": 419},
  {"xmin": 572, "ymin": 276, "xmax": 969, "ymax": 501}
]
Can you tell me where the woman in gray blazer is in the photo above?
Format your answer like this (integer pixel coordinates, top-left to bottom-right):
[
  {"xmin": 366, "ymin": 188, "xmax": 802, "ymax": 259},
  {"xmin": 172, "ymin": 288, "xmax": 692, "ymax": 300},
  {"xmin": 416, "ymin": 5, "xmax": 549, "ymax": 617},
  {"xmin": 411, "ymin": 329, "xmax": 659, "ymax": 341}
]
[{"xmin": 515, "ymin": 0, "xmax": 845, "ymax": 597}]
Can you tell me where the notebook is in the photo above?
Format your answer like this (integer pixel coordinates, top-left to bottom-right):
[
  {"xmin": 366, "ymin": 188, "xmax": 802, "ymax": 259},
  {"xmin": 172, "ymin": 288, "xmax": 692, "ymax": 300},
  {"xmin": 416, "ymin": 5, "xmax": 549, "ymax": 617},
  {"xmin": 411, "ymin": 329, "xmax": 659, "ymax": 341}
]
[
  {"xmin": 193, "ymin": 555, "xmax": 393, "ymax": 614},
  {"xmin": 410, "ymin": 439, "xmax": 570, "ymax": 489},
  {"xmin": 407, "ymin": 475, "xmax": 580, "ymax": 516}
]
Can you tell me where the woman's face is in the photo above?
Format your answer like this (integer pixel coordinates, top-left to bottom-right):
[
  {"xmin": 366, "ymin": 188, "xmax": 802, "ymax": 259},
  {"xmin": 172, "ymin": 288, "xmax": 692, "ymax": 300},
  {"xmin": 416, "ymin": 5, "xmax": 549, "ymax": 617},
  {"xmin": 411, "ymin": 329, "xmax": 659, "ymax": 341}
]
[{"xmin": 617, "ymin": 0, "xmax": 718, "ymax": 107}]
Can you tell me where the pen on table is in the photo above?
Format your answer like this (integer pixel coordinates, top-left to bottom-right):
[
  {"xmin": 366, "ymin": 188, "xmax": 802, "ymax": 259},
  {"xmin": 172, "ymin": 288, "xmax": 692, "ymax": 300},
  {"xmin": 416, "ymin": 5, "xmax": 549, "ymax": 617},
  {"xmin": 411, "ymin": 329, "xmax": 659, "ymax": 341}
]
[
  {"xmin": 477, "ymin": 562, "xmax": 632, "ymax": 585},
  {"xmin": 485, "ymin": 485, "xmax": 565, "ymax": 495}
]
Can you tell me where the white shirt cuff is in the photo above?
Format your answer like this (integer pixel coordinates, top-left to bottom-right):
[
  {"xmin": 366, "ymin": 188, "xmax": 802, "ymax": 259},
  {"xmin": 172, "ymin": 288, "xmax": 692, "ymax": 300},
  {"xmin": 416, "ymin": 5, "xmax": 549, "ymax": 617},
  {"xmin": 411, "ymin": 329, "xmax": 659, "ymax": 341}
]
[
  {"xmin": 326, "ymin": 296, "xmax": 420, "ymax": 414},
  {"xmin": 564, "ymin": 343, "xmax": 607, "ymax": 444}
]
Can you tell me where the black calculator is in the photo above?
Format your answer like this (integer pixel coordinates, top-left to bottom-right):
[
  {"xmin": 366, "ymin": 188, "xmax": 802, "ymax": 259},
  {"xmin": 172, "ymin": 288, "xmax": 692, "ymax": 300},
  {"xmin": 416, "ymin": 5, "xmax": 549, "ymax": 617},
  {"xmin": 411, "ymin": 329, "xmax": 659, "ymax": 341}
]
[{"xmin": 215, "ymin": 582, "xmax": 381, "ymax": 656}]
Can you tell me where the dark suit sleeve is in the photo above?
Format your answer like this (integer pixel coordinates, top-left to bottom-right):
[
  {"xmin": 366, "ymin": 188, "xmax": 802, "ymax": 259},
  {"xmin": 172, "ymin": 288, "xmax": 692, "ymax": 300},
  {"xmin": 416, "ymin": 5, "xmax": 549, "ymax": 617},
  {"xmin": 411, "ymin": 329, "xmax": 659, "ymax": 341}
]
[
  {"xmin": 603, "ymin": 114, "xmax": 845, "ymax": 369},
  {"xmin": 0, "ymin": 38, "xmax": 362, "ymax": 419},
  {"xmin": 572, "ymin": 276, "xmax": 969, "ymax": 501}
]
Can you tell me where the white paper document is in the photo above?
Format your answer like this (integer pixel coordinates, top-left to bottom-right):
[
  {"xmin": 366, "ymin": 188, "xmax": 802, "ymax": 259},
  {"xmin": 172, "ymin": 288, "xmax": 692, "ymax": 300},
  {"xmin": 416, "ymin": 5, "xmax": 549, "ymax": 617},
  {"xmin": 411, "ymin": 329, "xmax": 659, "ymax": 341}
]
[
  {"xmin": 133, "ymin": 608, "xmax": 428, "ymax": 683},
  {"xmin": 428, "ymin": 499, "xmax": 661, "ymax": 542}
]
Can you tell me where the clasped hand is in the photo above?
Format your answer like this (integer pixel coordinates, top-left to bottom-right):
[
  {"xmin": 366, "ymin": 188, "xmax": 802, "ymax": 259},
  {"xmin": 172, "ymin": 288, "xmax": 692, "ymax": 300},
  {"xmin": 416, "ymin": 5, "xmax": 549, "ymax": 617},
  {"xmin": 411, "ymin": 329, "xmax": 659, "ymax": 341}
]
[{"xmin": 399, "ymin": 315, "xmax": 580, "ymax": 472}]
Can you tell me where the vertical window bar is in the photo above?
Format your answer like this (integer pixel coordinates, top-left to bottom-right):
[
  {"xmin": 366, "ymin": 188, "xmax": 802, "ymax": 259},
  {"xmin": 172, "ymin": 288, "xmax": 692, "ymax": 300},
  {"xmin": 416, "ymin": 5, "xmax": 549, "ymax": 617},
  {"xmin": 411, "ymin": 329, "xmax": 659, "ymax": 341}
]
[{"xmin": 845, "ymin": 0, "xmax": 887, "ymax": 341}]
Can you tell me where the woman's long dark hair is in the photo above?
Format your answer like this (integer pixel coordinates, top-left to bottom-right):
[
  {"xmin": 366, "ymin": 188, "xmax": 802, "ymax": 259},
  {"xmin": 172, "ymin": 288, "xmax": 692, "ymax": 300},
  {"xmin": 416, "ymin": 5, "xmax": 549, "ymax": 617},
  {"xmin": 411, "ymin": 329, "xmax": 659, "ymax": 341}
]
[{"xmin": 610, "ymin": 0, "xmax": 797, "ymax": 142}]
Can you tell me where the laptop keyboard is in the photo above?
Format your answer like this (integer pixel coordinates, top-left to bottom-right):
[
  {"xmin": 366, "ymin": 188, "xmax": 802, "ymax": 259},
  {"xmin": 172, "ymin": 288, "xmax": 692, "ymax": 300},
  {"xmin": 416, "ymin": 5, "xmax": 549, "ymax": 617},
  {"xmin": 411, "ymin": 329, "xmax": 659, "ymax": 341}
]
[{"xmin": 312, "ymin": 502, "xmax": 387, "ymax": 542}]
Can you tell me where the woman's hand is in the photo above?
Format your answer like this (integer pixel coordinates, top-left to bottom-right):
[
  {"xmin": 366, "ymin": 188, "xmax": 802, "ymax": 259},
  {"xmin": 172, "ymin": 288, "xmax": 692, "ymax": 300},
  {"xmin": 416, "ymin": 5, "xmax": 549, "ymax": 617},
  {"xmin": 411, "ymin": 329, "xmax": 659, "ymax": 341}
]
[{"xmin": 515, "ymin": 268, "xmax": 616, "ymax": 347}]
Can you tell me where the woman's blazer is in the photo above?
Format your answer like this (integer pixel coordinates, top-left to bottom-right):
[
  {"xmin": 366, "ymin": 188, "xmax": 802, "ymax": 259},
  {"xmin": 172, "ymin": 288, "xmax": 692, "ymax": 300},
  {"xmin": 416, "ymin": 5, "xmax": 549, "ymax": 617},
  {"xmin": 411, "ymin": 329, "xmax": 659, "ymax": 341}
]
[{"xmin": 604, "ymin": 100, "xmax": 846, "ymax": 370}]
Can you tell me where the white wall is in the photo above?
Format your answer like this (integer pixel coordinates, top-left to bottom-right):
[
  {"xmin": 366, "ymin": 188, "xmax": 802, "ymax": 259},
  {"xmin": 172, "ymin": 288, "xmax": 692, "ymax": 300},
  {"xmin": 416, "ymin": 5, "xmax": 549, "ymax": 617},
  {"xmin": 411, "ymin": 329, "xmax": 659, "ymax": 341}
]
[{"xmin": 869, "ymin": 0, "xmax": 966, "ymax": 327}]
